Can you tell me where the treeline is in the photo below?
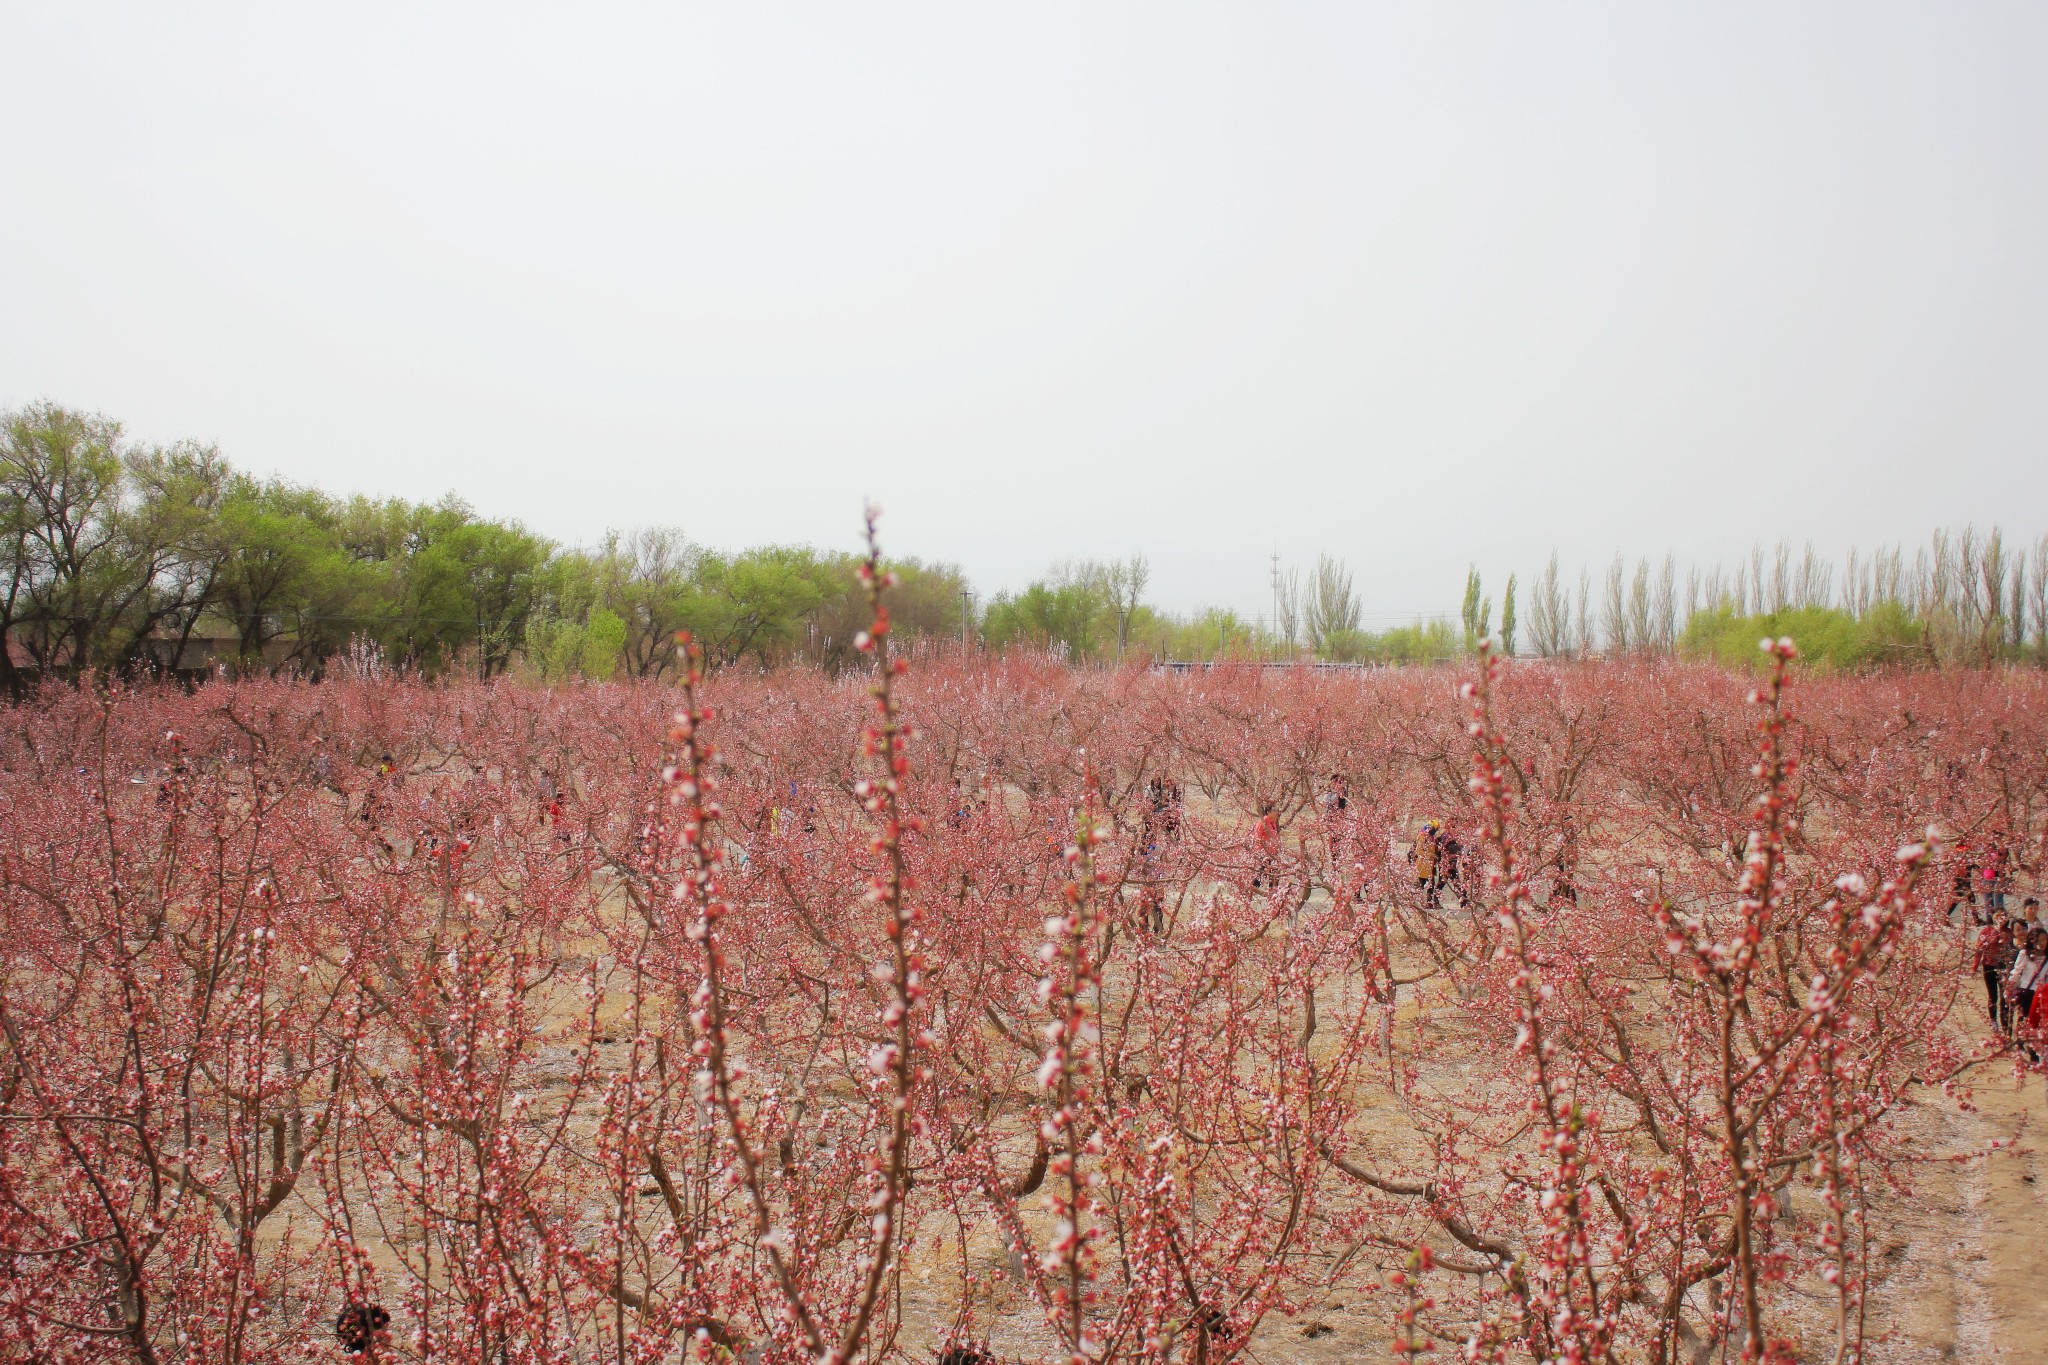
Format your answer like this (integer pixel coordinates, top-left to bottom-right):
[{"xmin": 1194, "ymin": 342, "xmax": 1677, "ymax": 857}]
[
  {"xmin": 988, "ymin": 553, "xmax": 1477, "ymax": 664},
  {"xmin": 1269, "ymin": 554, "xmax": 1482, "ymax": 662},
  {"xmin": 1241, "ymin": 534, "xmax": 2048, "ymax": 670},
  {"xmin": 1514, "ymin": 533, "xmax": 2048, "ymax": 667},
  {"xmin": 981, "ymin": 557, "xmax": 1292, "ymax": 663},
  {"xmin": 1022, "ymin": 535, "xmax": 2048, "ymax": 671},
  {"xmin": 1021, "ymin": 536, "xmax": 2048, "ymax": 670},
  {"xmin": 10, "ymin": 402, "xmax": 2046, "ymax": 685},
  {"xmin": 0, "ymin": 403, "xmax": 969, "ymax": 691},
  {"xmin": 0, "ymin": 402, "xmax": 1432, "ymax": 685}
]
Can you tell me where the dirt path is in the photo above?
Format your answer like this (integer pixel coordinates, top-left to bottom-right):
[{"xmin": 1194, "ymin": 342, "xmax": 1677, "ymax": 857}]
[
  {"xmin": 1950, "ymin": 1064, "xmax": 2048, "ymax": 1359},
  {"xmin": 1201, "ymin": 972, "xmax": 2048, "ymax": 1364},
  {"xmin": 1202, "ymin": 1056, "xmax": 2048, "ymax": 1364}
]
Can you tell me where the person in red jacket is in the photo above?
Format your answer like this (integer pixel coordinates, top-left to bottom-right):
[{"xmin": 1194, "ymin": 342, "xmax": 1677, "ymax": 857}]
[
  {"xmin": 1249, "ymin": 803, "xmax": 1281, "ymax": 891},
  {"xmin": 2027, "ymin": 933, "xmax": 2048, "ymax": 1045}
]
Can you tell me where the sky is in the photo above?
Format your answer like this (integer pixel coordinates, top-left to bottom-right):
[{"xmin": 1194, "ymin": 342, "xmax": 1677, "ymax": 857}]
[{"xmin": 3, "ymin": 4, "xmax": 2046, "ymax": 623}]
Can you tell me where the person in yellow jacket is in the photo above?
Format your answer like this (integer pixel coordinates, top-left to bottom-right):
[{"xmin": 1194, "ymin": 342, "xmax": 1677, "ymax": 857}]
[{"xmin": 1411, "ymin": 820, "xmax": 1441, "ymax": 907}]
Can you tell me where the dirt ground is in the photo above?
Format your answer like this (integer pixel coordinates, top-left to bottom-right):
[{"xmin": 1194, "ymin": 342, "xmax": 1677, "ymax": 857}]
[
  {"xmin": 319, "ymin": 832, "xmax": 2048, "ymax": 1363},
  {"xmin": 1857, "ymin": 1055, "xmax": 2048, "ymax": 1363},
  {"xmin": 885, "ymin": 983, "xmax": 2048, "ymax": 1365}
]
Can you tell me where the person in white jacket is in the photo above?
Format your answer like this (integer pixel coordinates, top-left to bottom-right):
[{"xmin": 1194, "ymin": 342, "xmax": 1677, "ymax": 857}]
[{"xmin": 2005, "ymin": 928, "xmax": 2048, "ymax": 1042}]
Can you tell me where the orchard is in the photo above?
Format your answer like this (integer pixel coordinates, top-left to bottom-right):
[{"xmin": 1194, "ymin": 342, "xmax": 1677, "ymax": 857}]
[{"xmin": 1, "ymin": 540, "xmax": 2041, "ymax": 1365}]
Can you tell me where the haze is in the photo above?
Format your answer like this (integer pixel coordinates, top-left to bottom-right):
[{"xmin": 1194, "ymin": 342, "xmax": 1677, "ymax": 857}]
[{"xmin": 4, "ymin": 4, "xmax": 2044, "ymax": 619}]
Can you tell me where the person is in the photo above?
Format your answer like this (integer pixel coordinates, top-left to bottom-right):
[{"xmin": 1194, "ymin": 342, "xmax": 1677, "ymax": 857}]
[
  {"xmin": 1411, "ymin": 820, "xmax": 1441, "ymax": 908},
  {"xmin": 156, "ymin": 754, "xmax": 188, "ymax": 809},
  {"xmin": 1977, "ymin": 915, "xmax": 2013, "ymax": 1021},
  {"xmin": 1136, "ymin": 880, "xmax": 1166, "ymax": 935},
  {"xmin": 947, "ymin": 778, "xmax": 974, "ymax": 830},
  {"xmin": 1319, "ymin": 773, "xmax": 1352, "ymax": 869},
  {"xmin": 1249, "ymin": 803, "xmax": 1280, "ymax": 891},
  {"xmin": 1984, "ymin": 839, "xmax": 2010, "ymax": 916},
  {"xmin": 1949, "ymin": 844, "xmax": 1979, "ymax": 924},
  {"xmin": 1999, "ymin": 924, "xmax": 2033, "ymax": 1034},
  {"xmin": 1132, "ymin": 787, "xmax": 1167, "ymax": 932},
  {"xmin": 2027, "ymin": 946, "xmax": 2048, "ymax": 1048},
  {"xmin": 1146, "ymin": 775, "xmax": 1169, "ymax": 832},
  {"xmin": 2007, "ymin": 927, "xmax": 2048, "ymax": 1041},
  {"xmin": 1438, "ymin": 828, "xmax": 1465, "ymax": 906},
  {"xmin": 1322, "ymin": 773, "xmax": 1348, "ymax": 813},
  {"xmin": 1548, "ymin": 828, "xmax": 1580, "ymax": 907},
  {"xmin": 335, "ymin": 1301, "xmax": 390, "ymax": 1355},
  {"xmin": 1135, "ymin": 817, "xmax": 1167, "ymax": 935}
]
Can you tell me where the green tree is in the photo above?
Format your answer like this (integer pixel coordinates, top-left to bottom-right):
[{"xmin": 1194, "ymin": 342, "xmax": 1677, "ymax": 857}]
[
  {"xmin": 592, "ymin": 528, "xmax": 699, "ymax": 679},
  {"xmin": 523, "ymin": 548, "xmax": 604, "ymax": 680},
  {"xmin": 1368, "ymin": 618, "xmax": 1461, "ymax": 664},
  {"xmin": 0, "ymin": 442, "xmax": 30, "ymax": 696},
  {"xmin": 579, "ymin": 607, "xmax": 628, "ymax": 678},
  {"xmin": 325, "ymin": 496, "xmax": 549, "ymax": 675},
  {"xmin": 441, "ymin": 518, "xmax": 553, "ymax": 676},
  {"xmin": 1072, "ymin": 556, "xmax": 1149, "ymax": 659},
  {"xmin": 207, "ymin": 477, "xmax": 353, "ymax": 670},
  {"xmin": 1500, "ymin": 574, "xmax": 1518, "ymax": 656},
  {"xmin": 3, "ymin": 403, "xmax": 130, "ymax": 677},
  {"xmin": 683, "ymin": 546, "xmax": 829, "ymax": 667},
  {"xmin": 0, "ymin": 403, "xmax": 213, "ymax": 679},
  {"xmin": 804, "ymin": 553, "xmax": 971, "ymax": 670},
  {"xmin": 1679, "ymin": 603, "xmax": 1927, "ymax": 671},
  {"xmin": 114, "ymin": 439, "xmax": 233, "ymax": 675},
  {"xmin": 331, "ymin": 495, "xmax": 419, "ymax": 664},
  {"xmin": 381, "ymin": 499, "xmax": 488, "ymax": 671},
  {"xmin": 1461, "ymin": 566, "xmax": 1483, "ymax": 653},
  {"xmin": 983, "ymin": 579, "xmax": 1109, "ymax": 660},
  {"xmin": 1305, "ymin": 554, "xmax": 1361, "ymax": 657}
]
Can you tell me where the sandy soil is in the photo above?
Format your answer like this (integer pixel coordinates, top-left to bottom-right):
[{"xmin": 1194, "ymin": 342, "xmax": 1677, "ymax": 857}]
[
  {"xmin": 294, "ymin": 827, "xmax": 2048, "ymax": 1363},
  {"xmin": 1865, "ymin": 1058, "xmax": 2048, "ymax": 1363},
  {"xmin": 883, "ymin": 984, "xmax": 2048, "ymax": 1365}
]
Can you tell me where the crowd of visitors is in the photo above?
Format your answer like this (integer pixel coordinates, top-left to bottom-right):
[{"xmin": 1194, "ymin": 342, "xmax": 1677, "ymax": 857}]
[
  {"xmin": 1957, "ymin": 832, "xmax": 2045, "ymax": 1055},
  {"xmin": 1972, "ymin": 896, "xmax": 2048, "ymax": 1051}
]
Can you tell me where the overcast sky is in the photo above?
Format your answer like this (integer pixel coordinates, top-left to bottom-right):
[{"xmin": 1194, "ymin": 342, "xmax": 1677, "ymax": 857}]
[{"xmin": 4, "ymin": 4, "xmax": 2045, "ymax": 620}]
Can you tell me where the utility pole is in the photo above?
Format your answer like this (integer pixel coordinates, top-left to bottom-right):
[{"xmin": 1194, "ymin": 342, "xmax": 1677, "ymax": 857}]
[{"xmin": 959, "ymin": 588, "xmax": 974, "ymax": 654}]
